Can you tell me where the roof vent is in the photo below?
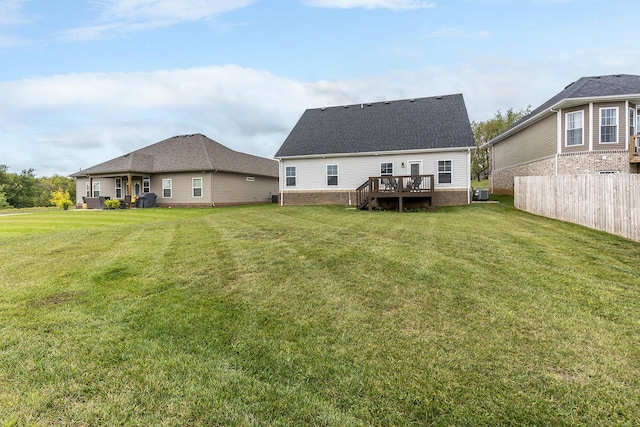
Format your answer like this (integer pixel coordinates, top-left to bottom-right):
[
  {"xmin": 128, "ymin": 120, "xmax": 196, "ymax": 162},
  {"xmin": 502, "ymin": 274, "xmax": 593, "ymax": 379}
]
[
  {"xmin": 343, "ymin": 105, "xmax": 349, "ymax": 108},
  {"xmin": 367, "ymin": 103, "xmax": 372, "ymax": 106},
  {"xmin": 409, "ymin": 99, "xmax": 415, "ymax": 102},
  {"xmin": 384, "ymin": 101, "xmax": 390, "ymax": 104},
  {"xmin": 436, "ymin": 96, "xmax": 443, "ymax": 100}
]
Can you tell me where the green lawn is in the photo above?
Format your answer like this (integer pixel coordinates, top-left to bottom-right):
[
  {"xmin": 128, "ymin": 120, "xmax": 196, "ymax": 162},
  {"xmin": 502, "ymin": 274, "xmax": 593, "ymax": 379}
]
[{"xmin": 1, "ymin": 203, "xmax": 639, "ymax": 426}]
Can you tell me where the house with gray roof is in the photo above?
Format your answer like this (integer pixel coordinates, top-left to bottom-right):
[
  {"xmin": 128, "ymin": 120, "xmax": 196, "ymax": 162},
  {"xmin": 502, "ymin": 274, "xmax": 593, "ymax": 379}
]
[
  {"xmin": 275, "ymin": 94, "xmax": 476, "ymax": 210},
  {"xmin": 485, "ymin": 74, "xmax": 640, "ymax": 195},
  {"xmin": 71, "ymin": 134, "xmax": 278, "ymax": 207}
]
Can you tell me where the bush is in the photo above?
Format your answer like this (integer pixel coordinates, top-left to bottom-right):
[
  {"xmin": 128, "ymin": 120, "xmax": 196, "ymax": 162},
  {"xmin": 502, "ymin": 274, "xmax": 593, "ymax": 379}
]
[
  {"xmin": 104, "ymin": 199, "xmax": 121, "ymax": 209},
  {"xmin": 49, "ymin": 188, "xmax": 73, "ymax": 210}
]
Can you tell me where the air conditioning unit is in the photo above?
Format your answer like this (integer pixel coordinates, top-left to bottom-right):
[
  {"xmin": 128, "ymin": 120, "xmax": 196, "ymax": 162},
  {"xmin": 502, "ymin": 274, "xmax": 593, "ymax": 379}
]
[{"xmin": 473, "ymin": 189, "xmax": 489, "ymax": 201}]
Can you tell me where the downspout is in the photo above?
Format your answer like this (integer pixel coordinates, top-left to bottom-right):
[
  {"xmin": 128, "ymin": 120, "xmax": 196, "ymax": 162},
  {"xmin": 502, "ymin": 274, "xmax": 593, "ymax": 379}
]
[
  {"xmin": 210, "ymin": 170, "xmax": 217, "ymax": 207},
  {"xmin": 467, "ymin": 148, "xmax": 472, "ymax": 204},
  {"xmin": 551, "ymin": 107, "xmax": 561, "ymax": 176},
  {"xmin": 278, "ymin": 160, "xmax": 284, "ymax": 207}
]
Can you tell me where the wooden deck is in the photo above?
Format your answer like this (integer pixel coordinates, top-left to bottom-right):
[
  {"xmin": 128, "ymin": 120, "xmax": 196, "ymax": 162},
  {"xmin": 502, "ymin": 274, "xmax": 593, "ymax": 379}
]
[{"xmin": 356, "ymin": 175, "xmax": 435, "ymax": 212}]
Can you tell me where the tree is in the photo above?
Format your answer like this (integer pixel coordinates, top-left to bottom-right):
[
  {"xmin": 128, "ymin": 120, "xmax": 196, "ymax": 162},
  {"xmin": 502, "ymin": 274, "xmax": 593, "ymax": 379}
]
[
  {"xmin": 37, "ymin": 175, "xmax": 76, "ymax": 207},
  {"xmin": 470, "ymin": 106, "xmax": 531, "ymax": 181},
  {"xmin": 0, "ymin": 185, "xmax": 9, "ymax": 209},
  {"xmin": 1, "ymin": 168, "xmax": 38, "ymax": 208}
]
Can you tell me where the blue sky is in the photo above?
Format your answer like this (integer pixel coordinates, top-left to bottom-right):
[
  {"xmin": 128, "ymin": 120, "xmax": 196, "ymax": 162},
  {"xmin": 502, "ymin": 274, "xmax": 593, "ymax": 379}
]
[{"xmin": 1, "ymin": 0, "xmax": 638, "ymax": 176}]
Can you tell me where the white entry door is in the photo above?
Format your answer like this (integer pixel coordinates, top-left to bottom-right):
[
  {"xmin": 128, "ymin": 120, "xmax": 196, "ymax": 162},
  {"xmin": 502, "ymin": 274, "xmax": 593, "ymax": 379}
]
[{"xmin": 408, "ymin": 160, "xmax": 422, "ymax": 176}]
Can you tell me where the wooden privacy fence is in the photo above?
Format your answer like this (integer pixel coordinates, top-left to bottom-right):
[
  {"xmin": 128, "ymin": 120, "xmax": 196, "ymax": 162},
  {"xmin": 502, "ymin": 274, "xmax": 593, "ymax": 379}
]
[{"xmin": 515, "ymin": 174, "xmax": 640, "ymax": 242}]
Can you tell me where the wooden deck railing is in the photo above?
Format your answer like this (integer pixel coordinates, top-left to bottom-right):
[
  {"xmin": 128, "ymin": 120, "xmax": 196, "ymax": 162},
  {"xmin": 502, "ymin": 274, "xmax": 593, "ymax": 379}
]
[
  {"xmin": 356, "ymin": 174, "xmax": 435, "ymax": 211},
  {"xmin": 631, "ymin": 135, "xmax": 640, "ymax": 163}
]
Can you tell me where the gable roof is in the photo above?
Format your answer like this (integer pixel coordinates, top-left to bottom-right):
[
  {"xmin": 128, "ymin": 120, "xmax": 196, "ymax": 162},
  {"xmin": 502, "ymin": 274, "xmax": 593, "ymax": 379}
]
[
  {"xmin": 71, "ymin": 134, "xmax": 278, "ymax": 178},
  {"xmin": 275, "ymin": 94, "xmax": 475, "ymax": 158},
  {"xmin": 487, "ymin": 74, "xmax": 640, "ymax": 146}
]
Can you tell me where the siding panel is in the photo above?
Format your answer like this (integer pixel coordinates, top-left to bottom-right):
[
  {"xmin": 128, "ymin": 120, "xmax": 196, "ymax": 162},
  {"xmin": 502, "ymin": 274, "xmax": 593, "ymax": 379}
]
[{"xmin": 494, "ymin": 114, "xmax": 557, "ymax": 170}]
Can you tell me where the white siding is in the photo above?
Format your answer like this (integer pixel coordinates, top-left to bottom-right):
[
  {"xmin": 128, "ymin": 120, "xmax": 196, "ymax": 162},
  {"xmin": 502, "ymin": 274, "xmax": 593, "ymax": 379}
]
[{"xmin": 279, "ymin": 150, "xmax": 471, "ymax": 191}]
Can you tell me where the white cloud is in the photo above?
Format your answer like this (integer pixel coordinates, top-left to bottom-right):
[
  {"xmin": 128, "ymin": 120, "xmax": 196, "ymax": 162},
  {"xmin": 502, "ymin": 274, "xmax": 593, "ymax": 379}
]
[
  {"xmin": 305, "ymin": 0, "xmax": 435, "ymax": 10},
  {"xmin": 0, "ymin": 55, "xmax": 626, "ymax": 177},
  {"xmin": 0, "ymin": 0, "xmax": 28, "ymax": 26},
  {"xmin": 0, "ymin": 65, "xmax": 360, "ymax": 176},
  {"xmin": 61, "ymin": 0, "xmax": 256, "ymax": 40}
]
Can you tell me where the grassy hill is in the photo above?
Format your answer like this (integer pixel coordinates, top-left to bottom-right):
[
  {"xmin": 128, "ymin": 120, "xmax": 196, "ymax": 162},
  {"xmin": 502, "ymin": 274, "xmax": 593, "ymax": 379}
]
[{"xmin": 1, "ymin": 202, "xmax": 639, "ymax": 425}]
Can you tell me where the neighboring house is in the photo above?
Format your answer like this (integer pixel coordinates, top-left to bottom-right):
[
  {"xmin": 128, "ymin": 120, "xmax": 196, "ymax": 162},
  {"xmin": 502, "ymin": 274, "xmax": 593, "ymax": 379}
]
[
  {"xmin": 274, "ymin": 94, "xmax": 476, "ymax": 210},
  {"xmin": 486, "ymin": 74, "xmax": 640, "ymax": 195},
  {"xmin": 71, "ymin": 134, "xmax": 278, "ymax": 207}
]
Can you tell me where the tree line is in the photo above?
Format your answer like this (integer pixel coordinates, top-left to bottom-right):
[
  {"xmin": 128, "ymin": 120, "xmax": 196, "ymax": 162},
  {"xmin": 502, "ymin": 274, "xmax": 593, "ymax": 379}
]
[
  {"xmin": 471, "ymin": 106, "xmax": 531, "ymax": 181},
  {"xmin": 0, "ymin": 165, "xmax": 76, "ymax": 209}
]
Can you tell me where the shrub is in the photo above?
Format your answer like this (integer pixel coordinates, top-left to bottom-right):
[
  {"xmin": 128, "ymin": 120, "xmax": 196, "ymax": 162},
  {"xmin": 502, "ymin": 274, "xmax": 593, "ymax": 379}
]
[
  {"xmin": 104, "ymin": 199, "xmax": 121, "ymax": 209},
  {"xmin": 49, "ymin": 188, "xmax": 73, "ymax": 210}
]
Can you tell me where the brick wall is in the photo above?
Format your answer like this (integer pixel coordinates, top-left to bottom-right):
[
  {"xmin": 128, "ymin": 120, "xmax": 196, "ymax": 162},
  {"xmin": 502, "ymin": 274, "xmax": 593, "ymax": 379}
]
[
  {"xmin": 492, "ymin": 150, "xmax": 638, "ymax": 195},
  {"xmin": 280, "ymin": 190, "xmax": 469, "ymax": 207}
]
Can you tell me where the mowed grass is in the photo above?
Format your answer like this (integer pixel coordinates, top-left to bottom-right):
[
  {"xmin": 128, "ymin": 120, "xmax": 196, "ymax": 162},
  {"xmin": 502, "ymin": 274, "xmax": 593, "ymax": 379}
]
[{"xmin": 1, "ymin": 202, "xmax": 639, "ymax": 426}]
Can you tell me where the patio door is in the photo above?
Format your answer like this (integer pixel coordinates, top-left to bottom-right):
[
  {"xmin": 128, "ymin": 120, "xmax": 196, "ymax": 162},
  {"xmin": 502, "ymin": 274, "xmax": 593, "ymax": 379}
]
[{"xmin": 408, "ymin": 160, "xmax": 422, "ymax": 176}]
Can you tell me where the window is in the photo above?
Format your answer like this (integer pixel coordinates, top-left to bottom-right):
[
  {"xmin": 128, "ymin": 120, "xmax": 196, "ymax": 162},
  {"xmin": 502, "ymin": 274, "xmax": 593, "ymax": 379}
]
[
  {"xmin": 380, "ymin": 162, "xmax": 393, "ymax": 176},
  {"xmin": 600, "ymin": 107, "xmax": 618, "ymax": 143},
  {"xmin": 326, "ymin": 164, "xmax": 338, "ymax": 186},
  {"xmin": 192, "ymin": 178, "xmax": 202, "ymax": 198},
  {"xmin": 566, "ymin": 111, "xmax": 583, "ymax": 146},
  {"xmin": 143, "ymin": 177, "xmax": 150, "ymax": 193},
  {"xmin": 85, "ymin": 182, "xmax": 90, "ymax": 197},
  {"xmin": 115, "ymin": 178, "xmax": 122, "ymax": 199},
  {"xmin": 92, "ymin": 181, "xmax": 100, "ymax": 197},
  {"xmin": 162, "ymin": 179, "xmax": 172, "ymax": 198},
  {"xmin": 438, "ymin": 160, "xmax": 452, "ymax": 184},
  {"xmin": 285, "ymin": 166, "xmax": 296, "ymax": 186},
  {"xmin": 630, "ymin": 108, "xmax": 636, "ymax": 137}
]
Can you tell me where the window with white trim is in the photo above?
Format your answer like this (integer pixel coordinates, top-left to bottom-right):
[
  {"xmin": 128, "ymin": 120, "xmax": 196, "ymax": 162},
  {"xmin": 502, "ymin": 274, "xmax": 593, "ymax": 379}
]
[
  {"xmin": 192, "ymin": 177, "xmax": 202, "ymax": 198},
  {"xmin": 600, "ymin": 107, "xmax": 618, "ymax": 143},
  {"xmin": 630, "ymin": 108, "xmax": 636, "ymax": 137},
  {"xmin": 380, "ymin": 162, "xmax": 393, "ymax": 176},
  {"xmin": 566, "ymin": 111, "xmax": 583, "ymax": 146},
  {"xmin": 438, "ymin": 160, "xmax": 452, "ymax": 184},
  {"xmin": 143, "ymin": 177, "xmax": 150, "ymax": 193},
  {"xmin": 326, "ymin": 164, "xmax": 338, "ymax": 186},
  {"xmin": 115, "ymin": 178, "xmax": 122, "ymax": 199},
  {"xmin": 85, "ymin": 182, "xmax": 90, "ymax": 197},
  {"xmin": 162, "ymin": 179, "xmax": 172, "ymax": 198},
  {"xmin": 92, "ymin": 181, "xmax": 100, "ymax": 197},
  {"xmin": 285, "ymin": 166, "xmax": 296, "ymax": 186}
]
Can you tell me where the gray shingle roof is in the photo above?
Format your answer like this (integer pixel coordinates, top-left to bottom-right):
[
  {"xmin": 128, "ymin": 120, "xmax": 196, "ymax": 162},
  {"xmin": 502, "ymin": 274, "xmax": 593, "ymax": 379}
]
[
  {"xmin": 488, "ymin": 74, "xmax": 640, "ymax": 146},
  {"xmin": 71, "ymin": 134, "xmax": 278, "ymax": 178},
  {"xmin": 275, "ymin": 94, "xmax": 475, "ymax": 158}
]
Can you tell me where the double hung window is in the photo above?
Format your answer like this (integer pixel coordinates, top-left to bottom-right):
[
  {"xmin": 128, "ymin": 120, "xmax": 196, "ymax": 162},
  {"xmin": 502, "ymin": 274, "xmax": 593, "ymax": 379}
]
[
  {"xmin": 600, "ymin": 107, "xmax": 618, "ymax": 143},
  {"xmin": 326, "ymin": 164, "xmax": 338, "ymax": 186},
  {"xmin": 192, "ymin": 178, "xmax": 202, "ymax": 198},
  {"xmin": 115, "ymin": 178, "xmax": 122, "ymax": 199},
  {"xmin": 162, "ymin": 179, "xmax": 172, "ymax": 198},
  {"xmin": 285, "ymin": 166, "xmax": 296, "ymax": 186},
  {"xmin": 438, "ymin": 160, "xmax": 452, "ymax": 184},
  {"xmin": 380, "ymin": 162, "xmax": 393, "ymax": 176},
  {"xmin": 566, "ymin": 111, "xmax": 583, "ymax": 146}
]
